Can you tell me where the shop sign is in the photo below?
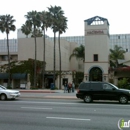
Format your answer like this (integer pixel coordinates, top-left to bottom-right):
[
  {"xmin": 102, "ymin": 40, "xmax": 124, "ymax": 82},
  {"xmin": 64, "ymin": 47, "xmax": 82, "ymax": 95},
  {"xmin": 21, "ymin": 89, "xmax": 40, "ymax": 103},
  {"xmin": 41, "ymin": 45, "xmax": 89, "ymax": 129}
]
[{"xmin": 87, "ymin": 30, "xmax": 104, "ymax": 35}]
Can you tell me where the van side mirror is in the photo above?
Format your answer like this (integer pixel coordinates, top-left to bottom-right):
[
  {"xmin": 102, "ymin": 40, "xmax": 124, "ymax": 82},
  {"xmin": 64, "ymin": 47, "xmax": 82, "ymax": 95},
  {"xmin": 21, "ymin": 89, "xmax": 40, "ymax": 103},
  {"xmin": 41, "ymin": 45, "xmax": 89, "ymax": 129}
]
[{"xmin": 112, "ymin": 88, "xmax": 116, "ymax": 90}]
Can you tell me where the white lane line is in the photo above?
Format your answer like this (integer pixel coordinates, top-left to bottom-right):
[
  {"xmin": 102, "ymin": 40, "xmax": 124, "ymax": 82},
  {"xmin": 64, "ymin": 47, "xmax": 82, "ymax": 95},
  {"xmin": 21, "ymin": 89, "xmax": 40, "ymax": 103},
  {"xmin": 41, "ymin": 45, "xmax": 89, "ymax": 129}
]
[
  {"xmin": 21, "ymin": 107, "xmax": 52, "ymax": 110},
  {"xmin": 16, "ymin": 101, "xmax": 130, "ymax": 107},
  {"xmin": 19, "ymin": 101, "xmax": 77, "ymax": 105},
  {"xmin": 46, "ymin": 117, "xmax": 91, "ymax": 121}
]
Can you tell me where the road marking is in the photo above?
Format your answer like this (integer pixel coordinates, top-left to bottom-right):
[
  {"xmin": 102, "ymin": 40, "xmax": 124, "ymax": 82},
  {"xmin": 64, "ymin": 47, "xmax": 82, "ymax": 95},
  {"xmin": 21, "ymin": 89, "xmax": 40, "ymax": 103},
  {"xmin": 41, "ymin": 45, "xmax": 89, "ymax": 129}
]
[
  {"xmin": 15, "ymin": 101, "xmax": 130, "ymax": 107},
  {"xmin": 19, "ymin": 101, "xmax": 77, "ymax": 105},
  {"xmin": 46, "ymin": 117, "xmax": 91, "ymax": 121},
  {"xmin": 21, "ymin": 107, "xmax": 52, "ymax": 110}
]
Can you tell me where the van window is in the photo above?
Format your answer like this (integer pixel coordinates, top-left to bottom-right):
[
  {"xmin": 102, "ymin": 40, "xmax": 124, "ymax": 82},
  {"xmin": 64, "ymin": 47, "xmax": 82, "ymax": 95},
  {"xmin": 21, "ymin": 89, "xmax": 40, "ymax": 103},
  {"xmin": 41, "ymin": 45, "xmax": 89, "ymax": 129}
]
[
  {"xmin": 90, "ymin": 83, "xmax": 102, "ymax": 90},
  {"xmin": 79, "ymin": 83, "xmax": 89, "ymax": 89},
  {"xmin": 103, "ymin": 83, "xmax": 113, "ymax": 90}
]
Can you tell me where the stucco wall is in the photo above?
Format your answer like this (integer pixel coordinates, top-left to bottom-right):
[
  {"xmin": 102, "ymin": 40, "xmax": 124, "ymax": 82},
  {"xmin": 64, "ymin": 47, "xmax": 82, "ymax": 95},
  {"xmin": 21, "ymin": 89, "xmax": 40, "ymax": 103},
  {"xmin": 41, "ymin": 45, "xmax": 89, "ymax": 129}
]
[
  {"xmin": 84, "ymin": 18, "xmax": 109, "ymax": 81},
  {"xmin": 18, "ymin": 37, "xmax": 79, "ymax": 71}
]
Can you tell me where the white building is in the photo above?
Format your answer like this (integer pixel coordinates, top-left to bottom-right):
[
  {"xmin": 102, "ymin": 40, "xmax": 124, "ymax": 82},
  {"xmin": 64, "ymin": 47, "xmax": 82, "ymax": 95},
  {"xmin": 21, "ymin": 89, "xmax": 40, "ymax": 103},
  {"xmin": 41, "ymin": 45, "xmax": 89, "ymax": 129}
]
[
  {"xmin": 1, "ymin": 16, "xmax": 130, "ymax": 88},
  {"xmin": 17, "ymin": 26, "xmax": 130, "ymax": 53},
  {"xmin": 84, "ymin": 16, "xmax": 110, "ymax": 82},
  {"xmin": 0, "ymin": 36, "xmax": 81, "ymax": 88}
]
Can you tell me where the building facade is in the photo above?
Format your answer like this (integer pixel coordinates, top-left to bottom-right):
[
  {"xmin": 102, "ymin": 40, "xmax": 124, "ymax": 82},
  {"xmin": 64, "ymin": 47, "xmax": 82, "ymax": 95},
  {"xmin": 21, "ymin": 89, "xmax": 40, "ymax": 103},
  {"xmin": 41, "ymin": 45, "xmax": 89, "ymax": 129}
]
[
  {"xmin": 1, "ymin": 16, "xmax": 130, "ymax": 88},
  {"xmin": 84, "ymin": 16, "xmax": 110, "ymax": 82},
  {"xmin": 17, "ymin": 28, "xmax": 130, "ymax": 53},
  {"xmin": 0, "ymin": 36, "xmax": 82, "ymax": 88},
  {"xmin": 0, "ymin": 39, "xmax": 18, "ymax": 65}
]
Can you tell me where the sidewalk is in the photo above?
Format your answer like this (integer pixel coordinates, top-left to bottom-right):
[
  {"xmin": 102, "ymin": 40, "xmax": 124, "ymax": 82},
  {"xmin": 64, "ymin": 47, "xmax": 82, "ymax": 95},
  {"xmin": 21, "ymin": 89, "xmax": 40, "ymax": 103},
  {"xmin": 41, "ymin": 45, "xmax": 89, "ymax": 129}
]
[
  {"xmin": 19, "ymin": 89, "xmax": 61, "ymax": 93},
  {"xmin": 19, "ymin": 89, "xmax": 78, "ymax": 100}
]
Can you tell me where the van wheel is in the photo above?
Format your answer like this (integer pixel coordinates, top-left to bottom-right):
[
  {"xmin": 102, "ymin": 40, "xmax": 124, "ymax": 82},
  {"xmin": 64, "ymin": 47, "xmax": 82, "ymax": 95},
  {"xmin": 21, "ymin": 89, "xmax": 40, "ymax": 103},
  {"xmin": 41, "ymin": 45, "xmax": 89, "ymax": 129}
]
[
  {"xmin": 84, "ymin": 95, "xmax": 92, "ymax": 103},
  {"xmin": 119, "ymin": 95, "xmax": 128, "ymax": 104},
  {"xmin": 0, "ymin": 94, "xmax": 7, "ymax": 101}
]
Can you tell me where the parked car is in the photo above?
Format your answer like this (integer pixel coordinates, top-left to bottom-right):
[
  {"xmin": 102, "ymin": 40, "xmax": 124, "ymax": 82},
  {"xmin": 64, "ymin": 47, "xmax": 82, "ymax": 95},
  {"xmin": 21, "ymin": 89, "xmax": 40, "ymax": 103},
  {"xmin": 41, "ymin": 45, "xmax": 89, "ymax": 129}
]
[
  {"xmin": 0, "ymin": 85, "xmax": 20, "ymax": 100},
  {"xmin": 76, "ymin": 81, "xmax": 130, "ymax": 104}
]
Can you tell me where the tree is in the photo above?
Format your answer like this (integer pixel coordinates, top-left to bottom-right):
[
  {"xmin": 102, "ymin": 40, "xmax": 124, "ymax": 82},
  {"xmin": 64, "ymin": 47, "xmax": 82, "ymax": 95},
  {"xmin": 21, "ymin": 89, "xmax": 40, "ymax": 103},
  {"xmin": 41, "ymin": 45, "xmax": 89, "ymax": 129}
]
[
  {"xmin": 0, "ymin": 14, "xmax": 16, "ymax": 87},
  {"xmin": 24, "ymin": 10, "xmax": 41, "ymax": 87},
  {"xmin": 31, "ymin": 28, "xmax": 43, "ymax": 37},
  {"xmin": 69, "ymin": 45, "xmax": 85, "ymax": 61},
  {"xmin": 39, "ymin": 11, "xmax": 51, "ymax": 88},
  {"xmin": 48, "ymin": 5, "xmax": 64, "ymax": 88},
  {"xmin": 0, "ymin": 59, "xmax": 45, "ymax": 88},
  {"xmin": 55, "ymin": 16, "xmax": 68, "ymax": 89},
  {"xmin": 109, "ymin": 45, "xmax": 126, "ymax": 68},
  {"xmin": 21, "ymin": 22, "xmax": 31, "ymax": 38}
]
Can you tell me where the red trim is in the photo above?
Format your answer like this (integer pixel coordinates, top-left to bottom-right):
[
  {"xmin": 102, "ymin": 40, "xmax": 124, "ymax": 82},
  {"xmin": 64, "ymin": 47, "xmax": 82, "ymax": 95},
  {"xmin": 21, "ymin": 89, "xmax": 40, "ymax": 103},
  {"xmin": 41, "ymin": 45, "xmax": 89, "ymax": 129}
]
[
  {"xmin": 84, "ymin": 61, "xmax": 109, "ymax": 63},
  {"xmin": 85, "ymin": 74, "xmax": 108, "ymax": 75}
]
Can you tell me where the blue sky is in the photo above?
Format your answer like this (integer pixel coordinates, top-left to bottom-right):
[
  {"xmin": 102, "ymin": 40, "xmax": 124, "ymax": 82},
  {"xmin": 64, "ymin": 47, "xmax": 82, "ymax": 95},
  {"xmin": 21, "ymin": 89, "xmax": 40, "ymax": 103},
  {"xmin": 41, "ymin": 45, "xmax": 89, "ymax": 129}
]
[{"xmin": 0, "ymin": 0, "xmax": 130, "ymax": 39}]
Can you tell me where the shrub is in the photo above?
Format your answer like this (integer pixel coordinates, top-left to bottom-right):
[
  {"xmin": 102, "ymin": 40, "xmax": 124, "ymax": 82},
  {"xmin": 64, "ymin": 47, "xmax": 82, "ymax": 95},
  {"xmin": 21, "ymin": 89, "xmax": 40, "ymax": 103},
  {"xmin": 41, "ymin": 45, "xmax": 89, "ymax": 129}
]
[
  {"xmin": 55, "ymin": 87, "xmax": 58, "ymax": 90},
  {"xmin": 7, "ymin": 86, "xmax": 12, "ymax": 89},
  {"xmin": 30, "ymin": 87, "xmax": 37, "ymax": 90},
  {"xmin": 118, "ymin": 78, "xmax": 129, "ymax": 89}
]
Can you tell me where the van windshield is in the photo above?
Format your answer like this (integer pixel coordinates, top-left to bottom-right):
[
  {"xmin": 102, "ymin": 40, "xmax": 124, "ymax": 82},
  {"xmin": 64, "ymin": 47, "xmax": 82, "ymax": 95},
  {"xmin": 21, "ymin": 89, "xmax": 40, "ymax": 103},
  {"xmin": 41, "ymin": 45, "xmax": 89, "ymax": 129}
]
[{"xmin": 109, "ymin": 83, "xmax": 119, "ymax": 89}]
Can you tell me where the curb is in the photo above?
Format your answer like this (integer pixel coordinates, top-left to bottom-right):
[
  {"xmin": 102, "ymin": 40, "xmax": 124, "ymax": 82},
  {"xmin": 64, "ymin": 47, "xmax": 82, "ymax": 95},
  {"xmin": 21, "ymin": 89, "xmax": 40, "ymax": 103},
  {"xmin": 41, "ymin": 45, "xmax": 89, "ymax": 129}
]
[
  {"xmin": 19, "ymin": 90, "xmax": 57, "ymax": 93},
  {"xmin": 20, "ymin": 96, "xmax": 77, "ymax": 100}
]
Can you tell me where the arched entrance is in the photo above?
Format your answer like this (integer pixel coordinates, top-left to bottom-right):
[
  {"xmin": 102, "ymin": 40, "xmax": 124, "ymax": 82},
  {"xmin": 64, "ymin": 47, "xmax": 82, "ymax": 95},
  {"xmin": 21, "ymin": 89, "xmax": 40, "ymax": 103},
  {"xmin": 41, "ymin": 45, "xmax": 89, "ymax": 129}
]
[{"xmin": 89, "ymin": 67, "xmax": 102, "ymax": 81}]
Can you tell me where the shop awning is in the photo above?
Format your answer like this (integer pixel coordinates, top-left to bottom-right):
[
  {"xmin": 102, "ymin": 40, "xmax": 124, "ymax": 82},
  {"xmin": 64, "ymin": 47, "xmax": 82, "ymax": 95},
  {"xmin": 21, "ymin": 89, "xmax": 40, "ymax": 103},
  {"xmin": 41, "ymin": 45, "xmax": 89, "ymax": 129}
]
[
  {"xmin": 0, "ymin": 73, "xmax": 9, "ymax": 79},
  {"xmin": 12, "ymin": 73, "xmax": 27, "ymax": 79}
]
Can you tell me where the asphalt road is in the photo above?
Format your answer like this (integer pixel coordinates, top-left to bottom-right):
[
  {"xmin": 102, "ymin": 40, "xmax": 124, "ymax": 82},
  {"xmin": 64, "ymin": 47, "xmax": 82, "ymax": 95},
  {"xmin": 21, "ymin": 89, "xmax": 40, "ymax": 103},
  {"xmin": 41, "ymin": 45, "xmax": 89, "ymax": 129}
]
[
  {"xmin": 0, "ymin": 98, "xmax": 130, "ymax": 130},
  {"xmin": 20, "ymin": 90, "xmax": 77, "ymax": 99}
]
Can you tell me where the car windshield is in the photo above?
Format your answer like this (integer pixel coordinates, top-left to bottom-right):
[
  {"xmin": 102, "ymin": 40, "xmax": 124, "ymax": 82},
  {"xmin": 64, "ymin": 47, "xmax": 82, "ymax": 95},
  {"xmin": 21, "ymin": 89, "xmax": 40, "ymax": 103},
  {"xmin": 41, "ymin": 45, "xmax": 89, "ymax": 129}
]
[
  {"xmin": 109, "ymin": 83, "xmax": 119, "ymax": 89},
  {"xmin": 0, "ymin": 85, "xmax": 6, "ymax": 90}
]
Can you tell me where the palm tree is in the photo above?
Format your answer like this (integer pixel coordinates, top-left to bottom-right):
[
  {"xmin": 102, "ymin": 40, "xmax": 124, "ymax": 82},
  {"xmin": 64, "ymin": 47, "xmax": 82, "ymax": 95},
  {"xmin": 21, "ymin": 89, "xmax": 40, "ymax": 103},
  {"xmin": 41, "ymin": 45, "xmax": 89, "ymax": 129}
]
[
  {"xmin": 39, "ymin": 11, "xmax": 51, "ymax": 88},
  {"xmin": 31, "ymin": 28, "xmax": 43, "ymax": 37},
  {"xmin": 21, "ymin": 22, "xmax": 31, "ymax": 38},
  {"xmin": 24, "ymin": 10, "xmax": 41, "ymax": 87},
  {"xmin": 0, "ymin": 14, "xmax": 16, "ymax": 87},
  {"xmin": 69, "ymin": 44, "xmax": 85, "ymax": 61},
  {"xmin": 109, "ymin": 45, "xmax": 126, "ymax": 68},
  {"xmin": 48, "ymin": 5, "xmax": 64, "ymax": 88},
  {"xmin": 55, "ymin": 16, "xmax": 68, "ymax": 89}
]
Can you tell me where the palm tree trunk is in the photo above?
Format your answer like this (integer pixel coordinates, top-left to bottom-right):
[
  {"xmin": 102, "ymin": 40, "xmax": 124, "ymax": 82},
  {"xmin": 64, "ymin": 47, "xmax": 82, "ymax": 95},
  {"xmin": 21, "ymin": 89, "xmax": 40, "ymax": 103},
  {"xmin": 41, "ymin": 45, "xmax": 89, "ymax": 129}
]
[
  {"xmin": 42, "ymin": 29, "xmax": 45, "ymax": 88},
  {"xmin": 115, "ymin": 60, "xmax": 118, "ymax": 68},
  {"xmin": 6, "ymin": 33, "xmax": 11, "ymax": 87},
  {"xmin": 34, "ymin": 26, "xmax": 37, "ymax": 88},
  {"xmin": 53, "ymin": 32, "xmax": 56, "ymax": 88},
  {"xmin": 58, "ymin": 33, "xmax": 61, "ymax": 89}
]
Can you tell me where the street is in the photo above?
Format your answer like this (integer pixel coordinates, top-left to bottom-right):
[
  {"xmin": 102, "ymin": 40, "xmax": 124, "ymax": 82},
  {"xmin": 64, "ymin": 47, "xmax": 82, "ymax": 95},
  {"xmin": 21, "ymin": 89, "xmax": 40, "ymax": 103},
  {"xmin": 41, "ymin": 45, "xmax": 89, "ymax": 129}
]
[{"xmin": 0, "ymin": 98, "xmax": 130, "ymax": 130}]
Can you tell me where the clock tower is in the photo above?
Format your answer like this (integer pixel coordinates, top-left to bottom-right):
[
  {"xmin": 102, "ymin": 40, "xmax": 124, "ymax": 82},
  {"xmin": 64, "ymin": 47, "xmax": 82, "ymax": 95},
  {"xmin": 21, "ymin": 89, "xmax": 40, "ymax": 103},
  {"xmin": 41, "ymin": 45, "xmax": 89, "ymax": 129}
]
[{"xmin": 84, "ymin": 16, "xmax": 110, "ymax": 81}]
